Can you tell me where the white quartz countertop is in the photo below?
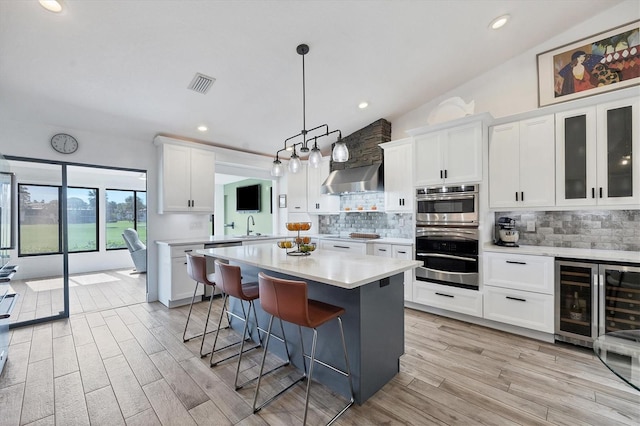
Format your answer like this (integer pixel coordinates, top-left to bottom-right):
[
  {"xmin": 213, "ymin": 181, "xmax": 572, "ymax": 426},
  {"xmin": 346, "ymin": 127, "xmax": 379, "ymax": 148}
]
[
  {"xmin": 483, "ymin": 243, "xmax": 640, "ymax": 264},
  {"xmin": 157, "ymin": 235, "xmax": 413, "ymax": 247},
  {"xmin": 156, "ymin": 235, "xmax": 284, "ymax": 246},
  {"xmin": 197, "ymin": 243, "xmax": 421, "ymax": 289}
]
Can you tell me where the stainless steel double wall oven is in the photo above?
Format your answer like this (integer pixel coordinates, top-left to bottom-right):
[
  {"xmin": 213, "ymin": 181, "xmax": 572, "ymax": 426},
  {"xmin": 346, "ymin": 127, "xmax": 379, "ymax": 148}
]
[{"xmin": 415, "ymin": 185, "xmax": 479, "ymax": 290}]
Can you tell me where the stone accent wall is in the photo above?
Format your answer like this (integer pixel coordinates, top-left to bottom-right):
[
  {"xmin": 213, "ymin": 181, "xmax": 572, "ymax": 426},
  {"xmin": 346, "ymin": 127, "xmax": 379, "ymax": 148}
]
[
  {"xmin": 495, "ymin": 210, "xmax": 640, "ymax": 251},
  {"xmin": 330, "ymin": 118, "xmax": 391, "ymax": 171}
]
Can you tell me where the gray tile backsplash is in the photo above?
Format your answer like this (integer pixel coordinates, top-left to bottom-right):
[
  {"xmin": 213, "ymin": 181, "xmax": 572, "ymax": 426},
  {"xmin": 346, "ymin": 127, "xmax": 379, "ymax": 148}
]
[
  {"xmin": 318, "ymin": 192, "xmax": 413, "ymax": 238},
  {"xmin": 495, "ymin": 210, "xmax": 640, "ymax": 251}
]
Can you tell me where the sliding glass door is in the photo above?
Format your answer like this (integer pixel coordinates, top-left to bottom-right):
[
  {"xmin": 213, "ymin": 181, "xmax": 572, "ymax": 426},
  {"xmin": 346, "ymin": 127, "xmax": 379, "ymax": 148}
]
[{"xmin": 7, "ymin": 158, "xmax": 147, "ymax": 328}]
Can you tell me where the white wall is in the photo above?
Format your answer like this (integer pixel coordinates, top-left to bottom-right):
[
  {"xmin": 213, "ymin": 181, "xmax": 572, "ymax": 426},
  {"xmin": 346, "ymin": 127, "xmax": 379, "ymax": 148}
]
[{"xmin": 392, "ymin": 1, "xmax": 640, "ymax": 139}]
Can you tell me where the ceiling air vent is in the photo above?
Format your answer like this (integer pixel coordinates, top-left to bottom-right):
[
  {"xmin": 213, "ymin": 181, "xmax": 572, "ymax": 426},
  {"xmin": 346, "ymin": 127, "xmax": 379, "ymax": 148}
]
[{"xmin": 188, "ymin": 73, "xmax": 215, "ymax": 94}]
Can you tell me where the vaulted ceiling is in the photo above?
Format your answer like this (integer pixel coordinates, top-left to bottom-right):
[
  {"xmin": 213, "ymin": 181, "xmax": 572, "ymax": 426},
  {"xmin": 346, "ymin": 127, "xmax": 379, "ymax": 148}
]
[{"xmin": 0, "ymin": 0, "xmax": 621, "ymax": 158}]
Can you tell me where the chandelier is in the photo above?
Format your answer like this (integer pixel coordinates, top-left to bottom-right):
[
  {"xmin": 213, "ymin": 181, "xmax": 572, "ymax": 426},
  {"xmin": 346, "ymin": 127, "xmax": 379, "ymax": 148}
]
[{"xmin": 270, "ymin": 44, "xmax": 349, "ymax": 177}]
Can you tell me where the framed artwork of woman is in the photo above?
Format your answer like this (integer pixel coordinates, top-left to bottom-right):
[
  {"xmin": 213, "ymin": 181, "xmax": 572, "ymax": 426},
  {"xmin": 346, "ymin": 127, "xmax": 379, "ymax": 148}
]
[{"xmin": 537, "ymin": 20, "xmax": 639, "ymax": 107}]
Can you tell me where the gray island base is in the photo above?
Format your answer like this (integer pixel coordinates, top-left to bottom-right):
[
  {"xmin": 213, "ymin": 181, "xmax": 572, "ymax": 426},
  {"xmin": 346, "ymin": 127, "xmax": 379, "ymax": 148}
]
[{"xmin": 198, "ymin": 244, "xmax": 420, "ymax": 404}]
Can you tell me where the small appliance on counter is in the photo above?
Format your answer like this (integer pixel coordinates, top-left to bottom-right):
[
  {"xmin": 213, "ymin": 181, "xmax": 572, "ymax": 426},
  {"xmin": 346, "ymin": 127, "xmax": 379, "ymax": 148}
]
[{"xmin": 495, "ymin": 217, "xmax": 519, "ymax": 247}]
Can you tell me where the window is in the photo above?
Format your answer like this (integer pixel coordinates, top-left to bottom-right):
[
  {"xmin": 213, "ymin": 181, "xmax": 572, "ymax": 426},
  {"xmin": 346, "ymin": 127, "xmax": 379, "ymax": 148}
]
[
  {"xmin": 106, "ymin": 189, "xmax": 147, "ymax": 249},
  {"xmin": 67, "ymin": 187, "xmax": 98, "ymax": 252},
  {"xmin": 18, "ymin": 184, "xmax": 60, "ymax": 255},
  {"xmin": 18, "ymin": 184, "xmax": 100, "ymax": 256}
]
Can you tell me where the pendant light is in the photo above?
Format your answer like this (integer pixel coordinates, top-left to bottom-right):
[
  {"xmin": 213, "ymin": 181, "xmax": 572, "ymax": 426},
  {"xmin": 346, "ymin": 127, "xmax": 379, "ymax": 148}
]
[
  {"xmin": 270, "ymin": 43, "xmax": 344, "ymax": 175},
  {"xmin": 332, "ymin": 140, "xmax": 349, "ymax": 163},
  {"xmin": 288, "ymin": 146, "xmax": 302, "ymax": 173}
]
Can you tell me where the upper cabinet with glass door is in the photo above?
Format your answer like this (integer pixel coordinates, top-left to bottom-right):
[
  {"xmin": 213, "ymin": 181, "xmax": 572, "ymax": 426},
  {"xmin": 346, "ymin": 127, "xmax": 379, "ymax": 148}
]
[{"xmin": 556, "ymin": 97, "xmax": 639, "ymax": 207}]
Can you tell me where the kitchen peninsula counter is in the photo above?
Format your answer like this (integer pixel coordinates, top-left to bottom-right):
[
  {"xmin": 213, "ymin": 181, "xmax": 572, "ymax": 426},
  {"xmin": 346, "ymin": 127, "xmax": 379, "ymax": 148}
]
[{"xmin": 198, "ymin": 243, "xmax": 420, "ymax": 404}]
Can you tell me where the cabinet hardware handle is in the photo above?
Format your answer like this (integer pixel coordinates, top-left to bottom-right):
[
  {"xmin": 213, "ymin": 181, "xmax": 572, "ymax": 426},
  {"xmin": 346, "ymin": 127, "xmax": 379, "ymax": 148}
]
[
  {"xmin": 398, "ymin": 251, "xmax": 406, "ymax": 254},
  {"xmin": 515, "ymin": 192, "xmax": 518, "ymax": 201},
  {"xmin": 295, "ymin": 206, "xmax": 300, "ymax": 209},
  {"xmin": 506, "ymin": 260, "xmax": 526, "ymax": 265},
  {"xmin": 599, "ymin": 187, "xmax": 603, "ymax": 198},
  {"xmin": 184, "ymin": 249, "xmax": 193, "ymax": 252},
  {"xmin": 444, "ymin": 169, "xmax": 448, "ymax": 179},
  {"xmin": 521, "ymin": 192, "xmax": 524, "ymax": 202},
  {"xmin": 334, "ymin": 245, "xmax": 350, "ymax": 249},
  {"xmin": 440, "ymin": 170, "xmax": 443, "ymax": 179},
  {"xmin": 506, "ymin": 296, "xmax": 526, "ymax": 302},
  {"xmin": 592, "ymin": 188, "xmax": 595, "ymax": 198},
  {"xmin": 378, "ymin": 249, "xmax": 387, "ymax": 252},
  {"xmin": 435, "ymin": 292, "xmax": 454, "ymax": 298}
]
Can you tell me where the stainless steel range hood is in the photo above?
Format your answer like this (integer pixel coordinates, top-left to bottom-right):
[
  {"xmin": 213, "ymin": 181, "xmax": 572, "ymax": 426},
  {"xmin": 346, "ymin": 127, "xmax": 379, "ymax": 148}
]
[{"xmin": 321, "ymin": 163, "xmax": 384, "ymax": 194}]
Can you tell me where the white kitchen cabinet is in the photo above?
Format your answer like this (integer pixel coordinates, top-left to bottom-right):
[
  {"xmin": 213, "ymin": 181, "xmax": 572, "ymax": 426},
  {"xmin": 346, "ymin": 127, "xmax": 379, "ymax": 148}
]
[
  {"xmin": 319, "ymin": 239, "xmax": 368, "ymax": 255},
  {"xmin": 413, "ymin": 281, "xmax": 483, "ymax": 317},
  {"xmin": 489, "ymin": 114, "xmax": 555, "ymax": 208},
  {"xmin": 157, "ymin": 142, "xmax": 216, "ymax": 213},
  {"xmin": 373, "ymin": 243, "xmax": 414, "ymax": 302},
  {"xmin": 380, "ymin": 139, "xmax": 414, "ymax": 213},
  {"xmin": 482, "ymin": 251, "xmax": 554, "ymax": 333},
  {"xmin": 307, "ymin": 158, "xmax": 340, "ymax": 214},
  {"xmin": 483, "ymin": 252, "xmax": 554, "ymax": 294},
  {"xmin": 393, "ymin": 245, "xmax": 414, "ymax": 302},
  {"xmin": 556, "ymin": 97, "xmax": 639, "ymax": 207},
  {"xmin": 483, "ymin": 286, "xmax": 554, "ymax": 333},
  {"xmin": 157, "ymin": 243, "xmax": 205, "ymax": 308},
  {"xmin": 287, "ymin": 162, "xmax": 308, "ymax": 213},
  {"xmin": 414, "ymin": 120, "xmax": 483, "ymax": 186}
]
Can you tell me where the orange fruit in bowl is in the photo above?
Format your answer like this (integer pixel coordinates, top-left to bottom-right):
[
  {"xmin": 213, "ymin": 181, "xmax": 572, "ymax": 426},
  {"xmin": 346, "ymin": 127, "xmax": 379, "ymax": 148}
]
[
  {"xmin": 295, "ymin": 237, "xmax": 303, "ymax": 244},
  {"xmin": 300, "ymin": 222, "xmax": 311, "ymax": 231},
  {"xmin": 302, "ymin": 236, "xmax": 311, "ymax": 244}
]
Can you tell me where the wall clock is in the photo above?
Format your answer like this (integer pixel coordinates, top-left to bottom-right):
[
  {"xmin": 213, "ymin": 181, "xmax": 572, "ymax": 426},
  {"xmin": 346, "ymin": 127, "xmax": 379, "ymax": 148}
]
[{"xmin": 50, "ymin": 133, "xmax": 78, "ymax": 154}]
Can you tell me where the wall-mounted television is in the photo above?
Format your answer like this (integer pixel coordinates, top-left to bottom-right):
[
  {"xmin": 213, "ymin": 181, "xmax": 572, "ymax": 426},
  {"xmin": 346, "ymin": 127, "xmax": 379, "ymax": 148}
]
[{"xmin": 236, "ymin": 184, "xmax": 261, "ymax": 212}]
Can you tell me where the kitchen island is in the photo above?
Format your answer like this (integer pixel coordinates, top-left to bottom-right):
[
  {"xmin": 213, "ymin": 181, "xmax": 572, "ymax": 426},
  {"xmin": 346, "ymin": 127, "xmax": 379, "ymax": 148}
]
[{"xmin": 197, "ymin": 242, "xmax": 420, "ymax": 404}]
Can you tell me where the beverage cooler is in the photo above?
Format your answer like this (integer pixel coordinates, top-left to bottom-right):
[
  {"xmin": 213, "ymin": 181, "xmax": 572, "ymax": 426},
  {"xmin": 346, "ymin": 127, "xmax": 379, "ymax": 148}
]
[{"xmin": 555, "ymin": 259, "xmax": 640, "ymax": 347}]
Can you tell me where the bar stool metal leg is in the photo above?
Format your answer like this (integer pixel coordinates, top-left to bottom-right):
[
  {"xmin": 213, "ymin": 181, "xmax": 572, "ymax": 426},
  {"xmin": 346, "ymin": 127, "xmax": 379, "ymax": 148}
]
[
  {"xmin": 235, "ymin": 309, "xmax": 291, "ymax": 390},
  {"xmin": 209, "ymin": 293, "xmax": 256, "ymax": 365}
]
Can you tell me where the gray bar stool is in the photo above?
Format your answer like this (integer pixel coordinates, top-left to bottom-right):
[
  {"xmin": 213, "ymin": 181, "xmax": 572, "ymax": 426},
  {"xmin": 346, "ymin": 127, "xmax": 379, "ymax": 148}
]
[
  {"xmin": 253, "ymin": 272, "xmax": 354, "ymax": 426},
  {"xmin": 211, "ymin": 260, "xmax": 290, "ymax": 390},
  {"xmin": 183, "ymin": 253, "xmax": 222, "ymax": 357}
]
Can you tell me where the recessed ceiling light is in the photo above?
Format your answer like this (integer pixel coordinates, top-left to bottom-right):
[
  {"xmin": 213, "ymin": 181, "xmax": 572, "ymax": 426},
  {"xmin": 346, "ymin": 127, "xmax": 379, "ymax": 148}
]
[
  {"xmin": 39, "ymin": 0, "xmax": 63, "ymax": 13},
  {"xmin": 489, "ymin": 14, "xmax": 510, "ymax": 30},
  {"xmin": 197, "ymin": 125, "xmax": 208, "ymax": 132},
  {"xmin": 358, "ymin": 101, "xmax": 369, "ymax": 109}
]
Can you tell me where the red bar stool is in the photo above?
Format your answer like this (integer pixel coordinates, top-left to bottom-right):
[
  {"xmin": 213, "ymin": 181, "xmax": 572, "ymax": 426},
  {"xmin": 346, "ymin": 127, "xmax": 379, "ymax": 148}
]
[
  {"xmin": 183, "ymin": 253, "xmax": 221, "ymax": 357},
  {"xmin": 211, "ymin": 260, "xmax": 291, "ymax": 390},
  {"xmin": 253, "ymin": 272, "xmax": 354, "ymax": 426}
]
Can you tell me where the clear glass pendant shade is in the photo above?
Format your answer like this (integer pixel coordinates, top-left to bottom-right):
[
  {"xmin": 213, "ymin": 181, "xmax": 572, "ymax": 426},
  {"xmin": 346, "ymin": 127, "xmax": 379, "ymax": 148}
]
[
  {"xmin": 308, "ymin": 147, "xmax": 322, "ymax": 168},
  {"xmin": 332, "ymin": 141, "xmax": 349, "ymax": 162},
  {"xmin": 271, "ymin": 159, "xmax": 284, "ymax": 177},
  {"xmin": 288, "ymin": 152, "xmax": 302, "ymax": 173}
]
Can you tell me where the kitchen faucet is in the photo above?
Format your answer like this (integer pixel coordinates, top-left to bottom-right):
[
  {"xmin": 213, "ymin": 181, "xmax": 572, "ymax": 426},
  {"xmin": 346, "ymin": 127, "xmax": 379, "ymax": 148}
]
[{"xmin": 246, "ymin": 215, "xmax": 255, "ymax": 236}]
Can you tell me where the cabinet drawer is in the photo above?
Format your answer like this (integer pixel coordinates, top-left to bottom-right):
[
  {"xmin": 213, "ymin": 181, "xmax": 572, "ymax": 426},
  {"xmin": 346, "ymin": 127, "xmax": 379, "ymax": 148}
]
[
  {"xmin": 171, "ymin": 257, "xmax": 204, "ymax": 301},
  {"xmin": 483, "ymin": 286, "xmax": 554, "ymax": 333},
  {"xmin": 319, "ymin": 240, "xmax": 367, "ymax": 255},
  {"xmin": 483, "ymin": 252, "xmax": 554, "ymax": 294},
  {"xmin": 372, "ymin": 243, "xmax": 392, "ymax": 257},
  {"xmin": 414, "ymin": 282, "xmax": 482, "ymax": 317},
  {"xmin": 170, "ymin": 244, "xmax": 204, "ymax": 258}
]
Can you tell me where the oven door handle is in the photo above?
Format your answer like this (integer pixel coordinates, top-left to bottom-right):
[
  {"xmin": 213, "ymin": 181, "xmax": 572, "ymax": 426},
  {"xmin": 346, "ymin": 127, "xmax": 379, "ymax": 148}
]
[
  {"xmin": 416, "ymin": 253, "xmax": 478, "ymax": 262},
  {"xmin": 420, "ymin": 266, "xmax": 478, "ymax": 276},
  {"xmin": 416, "ymin": 194, "xmax": 476, "ymax": 202}
]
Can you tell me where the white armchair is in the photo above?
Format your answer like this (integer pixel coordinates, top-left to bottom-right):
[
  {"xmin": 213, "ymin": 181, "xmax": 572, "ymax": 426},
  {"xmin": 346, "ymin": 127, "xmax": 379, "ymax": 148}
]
[{"xmin": 122, "ymin": 228, "xmax": 147, "ymax": 273}]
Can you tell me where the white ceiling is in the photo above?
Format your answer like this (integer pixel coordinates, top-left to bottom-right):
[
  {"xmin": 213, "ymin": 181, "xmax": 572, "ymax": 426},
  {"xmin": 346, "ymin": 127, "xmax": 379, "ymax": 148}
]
[{"xmin": 0, "ymin": 0, "xmax": 621, "ymax": 159}]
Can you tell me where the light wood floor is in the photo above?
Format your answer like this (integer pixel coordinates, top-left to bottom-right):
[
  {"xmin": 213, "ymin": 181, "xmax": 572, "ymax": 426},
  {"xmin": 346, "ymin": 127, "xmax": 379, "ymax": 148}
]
[
  {"xmin": 1, "ymin": 297, "xmax": 638, "ymax": 425},
  {"xmin": 7, "ymin": 269, "xmax": 147, "ymax": 323}
]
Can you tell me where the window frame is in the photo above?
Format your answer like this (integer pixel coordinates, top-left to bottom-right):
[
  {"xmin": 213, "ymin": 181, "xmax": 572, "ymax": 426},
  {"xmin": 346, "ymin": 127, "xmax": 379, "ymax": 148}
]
[
  {"xmin": 105, "ymin": 188, "xmax": 147, "ymax": 251},
  {"xmin": 66, "ymin": 186, "xmax": 99, "ymax": 254}
]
